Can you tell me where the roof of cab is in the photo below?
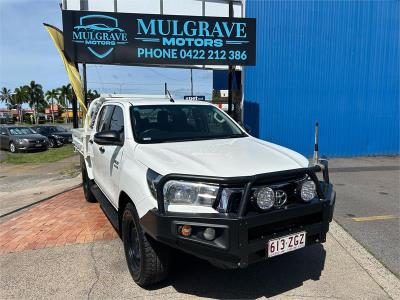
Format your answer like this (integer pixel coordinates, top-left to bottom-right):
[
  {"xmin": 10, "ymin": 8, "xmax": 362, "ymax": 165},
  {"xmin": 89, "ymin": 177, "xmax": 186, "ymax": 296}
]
[{"xmin": 99, "ymin": 94, "xmax": 212, "ymax": 106}]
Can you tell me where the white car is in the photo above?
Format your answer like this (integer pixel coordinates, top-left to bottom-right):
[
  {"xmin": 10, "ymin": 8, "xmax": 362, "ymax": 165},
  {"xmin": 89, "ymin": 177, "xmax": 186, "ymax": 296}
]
[{"xmin": 73, "ymin": 94, "xmax": 335, "ymax": 287}]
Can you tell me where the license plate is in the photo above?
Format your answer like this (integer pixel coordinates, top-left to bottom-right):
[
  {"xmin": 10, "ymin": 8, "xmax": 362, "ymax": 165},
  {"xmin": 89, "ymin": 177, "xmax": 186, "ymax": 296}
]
[
  {"xmin": 267, "ymin": 231, "xmax": 306, "ymax": 258},
  {"xmin": 35, "ymin": 144, "xmax": 42, "ymax": 147}
]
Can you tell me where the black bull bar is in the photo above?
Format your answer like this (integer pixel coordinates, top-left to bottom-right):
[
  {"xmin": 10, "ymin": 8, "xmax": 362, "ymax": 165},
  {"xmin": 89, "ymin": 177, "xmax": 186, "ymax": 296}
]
[{"xmin": 141, "ymin": 165, "xmax": 335, "ymax": 268}]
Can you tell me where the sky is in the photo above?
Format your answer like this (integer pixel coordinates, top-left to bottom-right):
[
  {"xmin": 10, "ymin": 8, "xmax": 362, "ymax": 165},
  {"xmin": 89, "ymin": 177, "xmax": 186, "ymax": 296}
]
[{"xmin": 0, "ymin": 0, "xmax": 214, "ymax": 107}]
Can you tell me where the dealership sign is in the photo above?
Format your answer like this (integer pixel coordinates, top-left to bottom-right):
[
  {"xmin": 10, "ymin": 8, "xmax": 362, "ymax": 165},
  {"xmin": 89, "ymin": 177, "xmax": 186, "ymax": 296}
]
[{"xmin": 62, "ymin": 10, "xmax": 256, "ymax": 66}]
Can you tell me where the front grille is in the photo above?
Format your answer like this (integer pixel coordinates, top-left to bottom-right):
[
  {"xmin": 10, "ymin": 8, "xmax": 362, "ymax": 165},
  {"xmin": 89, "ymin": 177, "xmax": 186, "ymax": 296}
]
[{"xmin": 28, "ymin": 139, "xmax": 46, "ymax": 145}]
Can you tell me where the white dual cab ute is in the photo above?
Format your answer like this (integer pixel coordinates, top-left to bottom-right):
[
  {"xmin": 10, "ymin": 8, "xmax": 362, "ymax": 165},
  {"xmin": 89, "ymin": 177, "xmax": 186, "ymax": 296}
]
[{"xmin": 73, "ymin": 94, "xmax": 335, "ymax": 286}]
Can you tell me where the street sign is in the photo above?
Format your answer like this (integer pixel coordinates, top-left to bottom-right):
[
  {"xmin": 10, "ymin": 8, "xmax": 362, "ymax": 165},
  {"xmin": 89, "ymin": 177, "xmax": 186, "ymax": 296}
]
[
  {"xmin": 184, "ymin": 96, "xmax": 206, "ymax": 101},
  {"xmin": 62, "ymin": 10, "xmax": 256, "ymax": 66}
]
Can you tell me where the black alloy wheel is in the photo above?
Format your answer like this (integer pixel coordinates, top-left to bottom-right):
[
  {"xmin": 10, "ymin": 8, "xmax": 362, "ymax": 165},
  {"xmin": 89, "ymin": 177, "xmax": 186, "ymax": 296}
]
[{"xmin": 122, "ymin": 203, "xmax": 170, "ymax": 287}]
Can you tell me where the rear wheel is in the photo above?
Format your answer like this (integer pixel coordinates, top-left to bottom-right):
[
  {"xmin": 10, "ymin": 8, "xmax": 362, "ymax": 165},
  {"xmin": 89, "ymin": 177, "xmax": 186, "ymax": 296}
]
[
  {"xmin": 9, "ymin": 142, "xmax": 17, "ymax": 153},
  {"xmin": 122, "ymin": 203, "xmax": 170, "ymax": 287},
  {"xmin": 81, "ymin": 156, "xmax": 97, "ymax": 203}
]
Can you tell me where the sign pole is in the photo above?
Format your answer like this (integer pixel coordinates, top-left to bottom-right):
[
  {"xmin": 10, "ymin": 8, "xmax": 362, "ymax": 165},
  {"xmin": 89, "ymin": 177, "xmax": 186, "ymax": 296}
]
[
  {"xmin": 228, "ymin": 1, "xmax": 234, "ymax": 118},
  {"xmin": 82, "ymin": 63, "xmax": 88, "ymax": 107},
  {"xmin": 190, "ymin": 69, "xmax": 193, "ymax": 96}
]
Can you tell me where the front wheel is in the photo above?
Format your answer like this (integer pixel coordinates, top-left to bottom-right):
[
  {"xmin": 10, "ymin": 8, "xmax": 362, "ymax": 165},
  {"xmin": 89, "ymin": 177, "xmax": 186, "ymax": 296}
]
[
  {"xmin": 122, "ymin": 203, "xmax": 170, "ymax": 287},
  {"xmin": 9, "ymin": 142, "xmax": 17, "ymax": 153},
  {"xmin": 48, "ymin": 138, "xmax": 55, "ymax": 148}
]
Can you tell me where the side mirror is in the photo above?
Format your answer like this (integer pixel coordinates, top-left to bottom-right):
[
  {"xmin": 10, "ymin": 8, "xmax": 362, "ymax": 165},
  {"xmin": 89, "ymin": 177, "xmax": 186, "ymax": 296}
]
[{"xmin": 94, "ymin": 130, "xmax": 123, "ymax": 146}]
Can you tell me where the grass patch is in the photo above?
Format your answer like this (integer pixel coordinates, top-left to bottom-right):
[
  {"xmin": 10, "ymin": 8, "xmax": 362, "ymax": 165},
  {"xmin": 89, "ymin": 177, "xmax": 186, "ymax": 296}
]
[{"xmin": 2, "ymin": 144, "xmax": 77, "ymax": 164}]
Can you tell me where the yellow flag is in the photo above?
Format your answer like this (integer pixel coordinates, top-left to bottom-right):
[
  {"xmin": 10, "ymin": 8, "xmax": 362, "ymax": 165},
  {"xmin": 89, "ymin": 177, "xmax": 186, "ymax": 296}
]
[{"xmin": 43, "ymin": 23, "xmax": 87, "ymax": 114}]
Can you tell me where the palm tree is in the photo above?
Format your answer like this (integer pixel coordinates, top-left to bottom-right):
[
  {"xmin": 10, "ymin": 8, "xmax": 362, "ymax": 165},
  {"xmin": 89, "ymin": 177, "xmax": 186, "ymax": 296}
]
[
  {"xmin": 87, "ymin": 89, "xmax": 100, "ymax": 102},
  {"xmin": 0, "ymin": 87, "xmax": 13, "ymax": 109},
  {"xmin": 58, "ymin": 84, "xmax": 72, "ymax": 122},
  {"xmin": 13, "ymin": 86, "xmax": 28, "ymax": 123},
  {"xmin": 25, "ymin": 81, "xmax": 45, "ymax": 124},
  {"xmin": 45, "ymin": 89, "xmax": 58, "ymax": 123}
]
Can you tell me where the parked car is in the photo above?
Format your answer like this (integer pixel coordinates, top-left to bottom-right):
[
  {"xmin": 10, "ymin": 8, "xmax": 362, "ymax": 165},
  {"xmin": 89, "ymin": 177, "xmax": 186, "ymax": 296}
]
[
  {"xmin": 0, "ymin": 125, "xmax": 48, "ymax": 153},
  {"xmin": 0, "ymin": 112, "xmax": 15, "ymax": 124},
  {"xmin": 33, "ymin": 126, "xmax": 72, "ymax": 148},
  {"xmin": 73, "ymin": 95, "xmax": 335, "ymax": 287}
]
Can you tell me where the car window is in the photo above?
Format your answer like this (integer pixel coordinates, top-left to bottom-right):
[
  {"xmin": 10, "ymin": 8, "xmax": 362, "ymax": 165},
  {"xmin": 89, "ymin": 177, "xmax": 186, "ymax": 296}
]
[
  {"xmin": 96, "ymin": 106, "xmax": 114, "ymax": 132},
  {"xmin": 55, "ymin": 126, "xmax": 67, "ymax": 132},
  {"xmin": 110, "ymin": 106, "xmax": 125, "ymax": 142},
  {"xmin": 8, "ymin": 127, "xmax": 36, "ymax": 135},
  {"xmin": 0, "ymin": 127, "xmax": 7, "ymax": 135},
  {"xmin": 110, "ymin": 106, "xmax": 124, "ymax": 132},
  {"xmin": 130, "ymin": 105, "xmax": 245, "ymax": 143}
]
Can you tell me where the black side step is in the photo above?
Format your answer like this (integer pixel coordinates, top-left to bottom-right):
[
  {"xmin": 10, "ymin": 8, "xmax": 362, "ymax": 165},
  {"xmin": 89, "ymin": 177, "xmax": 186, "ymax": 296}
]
[{"xmin": 91, "ymin": 184, "xmax": 120, "ymax": 232}]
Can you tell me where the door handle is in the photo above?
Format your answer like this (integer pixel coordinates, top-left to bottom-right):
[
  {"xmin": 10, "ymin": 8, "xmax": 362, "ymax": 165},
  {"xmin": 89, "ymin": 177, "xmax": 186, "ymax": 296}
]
[{"xmin": 99, "ymin": 146, "xmax": 105, "ymax": 153}]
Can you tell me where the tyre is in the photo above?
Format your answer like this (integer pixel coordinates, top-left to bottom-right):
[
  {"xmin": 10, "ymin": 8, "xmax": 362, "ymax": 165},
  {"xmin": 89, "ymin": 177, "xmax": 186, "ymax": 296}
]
[
  {"xmin": 80, "ymin": 156, "xmax": 97, "ymax": 203},
  {"xmin": 9, "ymin": 142, "xmax": 17, "ymax": 153},
  {"xmin": 48, "ymin": 138, "xmax": 55, "ymax": 148},
  {"xmin": 122, "ymin": 203, "xmax": 170, "ymax": 287}
]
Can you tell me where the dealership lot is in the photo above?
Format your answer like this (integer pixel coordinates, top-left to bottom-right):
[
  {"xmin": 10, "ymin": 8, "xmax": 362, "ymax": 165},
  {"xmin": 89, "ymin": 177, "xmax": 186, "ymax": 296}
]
[{"xmin": 0, "ymin": 157, "xmax": 399, "ymax": 299}]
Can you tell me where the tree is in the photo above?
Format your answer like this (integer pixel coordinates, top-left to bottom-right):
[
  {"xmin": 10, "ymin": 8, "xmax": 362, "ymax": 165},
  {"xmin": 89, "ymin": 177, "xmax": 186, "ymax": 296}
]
[
  {"xmin": 13, "ymin": 86, "xmax": 28, "ymax": 123},
  {"xmin": 0, "ymin": 87, "xmax": 13, "ymax": 109},
  {"xmin": 25, "ymin": 81, "xmax": 45, "ymax": 124},
  {"xmin": 87, "ymin": 89, "xmax": 100, "ymax": 102},
  {"xmin": 45, "ymin": 89, "xmax": 59, "ymax": 123},
  {"xmin": 57, "ymin": 84, "xmax": 72, "ymax": 122}
]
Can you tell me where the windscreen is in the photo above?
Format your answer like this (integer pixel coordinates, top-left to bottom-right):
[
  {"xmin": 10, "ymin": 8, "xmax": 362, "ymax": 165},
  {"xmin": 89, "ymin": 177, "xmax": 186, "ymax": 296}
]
[
  {"xmin": 130, "ymin": 105, "xmax": 245, "ymax": 143},
  {"xmin": 9, "ymin": 127, "xmax": 36, "ymax": 135}
]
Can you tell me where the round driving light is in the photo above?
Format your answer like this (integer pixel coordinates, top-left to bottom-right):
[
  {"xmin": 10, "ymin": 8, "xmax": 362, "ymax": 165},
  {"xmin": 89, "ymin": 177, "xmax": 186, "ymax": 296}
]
[
  {"xmin": 301, "ymin": 180, "xmax": 316, "ymax": 202},
  {"xmin": 255, "ymin": 187, "xmax": 275, "ymax": 210},
  {"xmin": 203, "ymin": 228, "xmax": 216, "ymax": 241}
]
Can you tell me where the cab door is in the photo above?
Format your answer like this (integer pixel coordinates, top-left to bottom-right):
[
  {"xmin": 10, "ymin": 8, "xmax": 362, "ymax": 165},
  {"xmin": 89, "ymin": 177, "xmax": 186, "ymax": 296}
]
[{"xmin": 92, "ymin": 105, "xmax": 125, "ymax": 207}]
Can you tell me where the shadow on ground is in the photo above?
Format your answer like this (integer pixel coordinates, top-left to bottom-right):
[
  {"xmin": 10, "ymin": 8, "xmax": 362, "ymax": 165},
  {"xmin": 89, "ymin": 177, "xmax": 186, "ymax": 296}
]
[{"xmin": 152, "ymin": 244, "xmax": 326, "ymax": 299}]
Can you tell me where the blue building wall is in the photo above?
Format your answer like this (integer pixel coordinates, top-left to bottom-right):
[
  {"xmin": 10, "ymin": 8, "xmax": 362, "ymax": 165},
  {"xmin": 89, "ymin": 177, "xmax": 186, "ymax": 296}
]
[{"xmin": 244, "ymin": 0, "xmax": 399, "ymax": 157}]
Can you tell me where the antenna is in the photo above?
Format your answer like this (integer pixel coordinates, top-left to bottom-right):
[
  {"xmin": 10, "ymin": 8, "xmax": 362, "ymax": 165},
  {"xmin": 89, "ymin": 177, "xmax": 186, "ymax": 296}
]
[
  {"xmin": 166, "ymin": 89, "xmax": 174, "ymax": 103},
  {"xmin": 313, "ymin": 122, "xmax": 319, "ymax": 164}
]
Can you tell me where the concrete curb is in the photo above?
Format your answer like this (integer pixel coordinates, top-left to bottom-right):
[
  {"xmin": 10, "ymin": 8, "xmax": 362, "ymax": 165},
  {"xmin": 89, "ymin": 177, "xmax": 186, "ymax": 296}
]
[{"xmin": 329, "ymin": 221, "xmax": 400, "ymax": 299}]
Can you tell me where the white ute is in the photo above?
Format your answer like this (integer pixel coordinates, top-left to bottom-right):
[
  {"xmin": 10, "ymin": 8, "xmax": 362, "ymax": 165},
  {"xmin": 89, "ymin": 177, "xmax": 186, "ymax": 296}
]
[{"xmin": 73, "ymin": 94, "xmax": 335, "ymax": 286}]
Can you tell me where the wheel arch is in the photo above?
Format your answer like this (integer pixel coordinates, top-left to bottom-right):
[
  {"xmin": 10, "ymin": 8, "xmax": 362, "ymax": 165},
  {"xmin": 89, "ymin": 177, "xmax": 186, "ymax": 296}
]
[{"xmin": 118, "ymin": 191, "xmax": 134, "ymax": 235}]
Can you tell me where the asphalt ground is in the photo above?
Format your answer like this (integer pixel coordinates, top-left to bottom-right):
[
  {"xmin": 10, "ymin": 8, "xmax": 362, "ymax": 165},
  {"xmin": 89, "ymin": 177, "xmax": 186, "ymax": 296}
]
[
  {"xmin": 328, "ymin": 156, "xmax": 400, "ymax": 277},
  {"xmin": 0, "ymin": 229, "xmax": 396, "ymax": 299}
]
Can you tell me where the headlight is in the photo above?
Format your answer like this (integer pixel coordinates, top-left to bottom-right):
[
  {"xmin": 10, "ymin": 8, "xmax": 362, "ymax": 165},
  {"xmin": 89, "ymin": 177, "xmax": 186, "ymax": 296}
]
[
  {"xmin": 16, "ymin": 138, "xmax": 28, "ymax": 144},
  {"xmin": 253, "ymin": 186, "xmax": 275, "ymax": 210},
  {"xmin": 301, "ymin": 180, "xmax": 316, "ymax": 201},
  {"xmin": 163, "ymin": 180, "xmax": 219, "ymax": 206}
]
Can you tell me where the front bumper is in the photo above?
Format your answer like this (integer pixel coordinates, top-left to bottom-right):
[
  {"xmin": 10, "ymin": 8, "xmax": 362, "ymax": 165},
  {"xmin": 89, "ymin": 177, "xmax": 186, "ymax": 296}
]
[
  {"xmin": 16, "ymin": 143, "xmax": 48, "ymax": 151},
  {"xmin": 141, "ymin": 165, "xmax": 335, "ymax": 269}
]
